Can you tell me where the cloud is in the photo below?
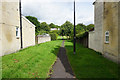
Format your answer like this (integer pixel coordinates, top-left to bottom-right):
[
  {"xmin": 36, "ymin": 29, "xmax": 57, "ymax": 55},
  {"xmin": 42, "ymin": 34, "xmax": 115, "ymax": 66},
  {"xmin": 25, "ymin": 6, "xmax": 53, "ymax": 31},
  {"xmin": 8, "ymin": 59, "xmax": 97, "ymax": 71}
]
[{"xmin": 22, "ymin": 0, "xmax": 94, "ymax": 25}]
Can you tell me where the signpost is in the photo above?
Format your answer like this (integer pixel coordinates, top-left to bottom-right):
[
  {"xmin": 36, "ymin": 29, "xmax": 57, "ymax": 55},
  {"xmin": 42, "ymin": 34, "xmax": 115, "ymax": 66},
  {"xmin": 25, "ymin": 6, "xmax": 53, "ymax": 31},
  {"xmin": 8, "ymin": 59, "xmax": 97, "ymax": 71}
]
[{"xmin": 73, "ymin": 0, "xmax": 76, "ymax": 54}]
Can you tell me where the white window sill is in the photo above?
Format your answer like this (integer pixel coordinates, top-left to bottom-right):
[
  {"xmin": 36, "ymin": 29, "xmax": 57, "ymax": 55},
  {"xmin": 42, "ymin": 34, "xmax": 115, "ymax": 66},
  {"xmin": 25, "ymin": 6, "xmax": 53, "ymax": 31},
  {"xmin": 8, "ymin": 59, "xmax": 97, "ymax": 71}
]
[
  {"xmin": 16, "ymin": 36, "xmax": 20, "ymax": 39},
  {"xmin": 105, "ymin": 42, "xmax": 109, "ymax": 44}
]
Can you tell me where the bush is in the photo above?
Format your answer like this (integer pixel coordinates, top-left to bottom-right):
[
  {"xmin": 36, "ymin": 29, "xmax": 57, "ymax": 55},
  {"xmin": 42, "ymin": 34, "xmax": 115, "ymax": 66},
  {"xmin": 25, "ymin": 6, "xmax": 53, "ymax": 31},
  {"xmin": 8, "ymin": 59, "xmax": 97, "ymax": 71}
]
[
  {"xmin": 50, "ymin": 30, "xmax": 61, "ymax": 35},
  {"xmin": 76, "ymin": 32, "xmax": 88, "ymax": 40},
  {"xmin": 50, "ymin": 33, "xmax": 58, "ymax": 40}
]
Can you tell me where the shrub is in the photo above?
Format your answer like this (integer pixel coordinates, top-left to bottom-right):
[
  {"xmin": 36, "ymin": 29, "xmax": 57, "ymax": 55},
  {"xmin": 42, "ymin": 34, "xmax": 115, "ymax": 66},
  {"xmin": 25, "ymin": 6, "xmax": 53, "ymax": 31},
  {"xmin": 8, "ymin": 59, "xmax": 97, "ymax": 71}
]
[
  {"xmin": 76, "ymin": 32, "xmax": 88, "ymax": 40},
  {"xmin": 50, "ymin": 33, "xmax": 58, "ymax": 40}
]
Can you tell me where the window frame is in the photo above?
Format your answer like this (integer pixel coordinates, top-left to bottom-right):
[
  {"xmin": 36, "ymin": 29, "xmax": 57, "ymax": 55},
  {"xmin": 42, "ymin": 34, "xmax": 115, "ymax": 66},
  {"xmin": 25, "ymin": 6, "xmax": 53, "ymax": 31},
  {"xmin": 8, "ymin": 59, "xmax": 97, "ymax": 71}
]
[
  {"xmin": 105, "ymin": 31, "xmax": 109, "ymax": 43},
  {"xmin": 16, "ymin": 27, "xmax": 20, "ymax": 38}
]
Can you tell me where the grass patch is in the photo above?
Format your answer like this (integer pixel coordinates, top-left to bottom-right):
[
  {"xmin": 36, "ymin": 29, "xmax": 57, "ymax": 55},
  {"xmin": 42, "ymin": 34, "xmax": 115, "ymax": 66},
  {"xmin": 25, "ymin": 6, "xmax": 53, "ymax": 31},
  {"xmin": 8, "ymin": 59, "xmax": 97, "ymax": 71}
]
[
  {"xmin": 57, "ymin": 36, "xmax": 62, "ymax": 40},
  {"xmin": 57, "ymin": 36, "xmax": 68, "ymax": 40},
  {"xmin": 2, "ymin": 40, "xmax": 62, "ymax": 78},
  {"xmin": 64, "ymin": 40, "xmax": 118, "ymax": 79}
]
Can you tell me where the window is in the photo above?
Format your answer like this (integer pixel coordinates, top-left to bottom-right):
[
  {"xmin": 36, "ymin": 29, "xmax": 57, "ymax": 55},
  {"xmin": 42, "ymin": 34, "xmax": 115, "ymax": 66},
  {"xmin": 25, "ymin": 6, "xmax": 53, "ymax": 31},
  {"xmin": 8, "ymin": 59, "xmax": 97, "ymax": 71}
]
[
  {"xmin": 105, "ymin": 31, "xmax": 109, "ymax": 43},
  {"xmin": 16, "ymin": 27, "xmax": 20, "ymax": 38}
]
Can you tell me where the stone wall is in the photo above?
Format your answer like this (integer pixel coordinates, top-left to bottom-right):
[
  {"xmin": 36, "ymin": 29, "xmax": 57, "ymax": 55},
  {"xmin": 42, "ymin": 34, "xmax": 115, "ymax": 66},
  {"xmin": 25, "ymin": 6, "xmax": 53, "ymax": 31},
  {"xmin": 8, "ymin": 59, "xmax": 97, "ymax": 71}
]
[
  {"xmin": 37, "ymin": 35, "xmax": 51, "ymax": 44},
  {"xmin": 118, "ymin": 2, "xmax": 120, "ymax": 63},
  {"xmin": 22, "ymin": 16, "xmax": 35, "ymax": 48},
  {"xmin": 103, "ymin": 2, "xmax": 119, "ymax": 63},
  {"xmin": 89, "ymin": 1, "xmax": 104, "ymax": 53},
  {"xmin": 90, "ymin": 1, "xmax": 120, "ymax": 63},
  {"xmin": 89, "ymin": 31, "xmax": 95, "ymax": 50},
  {"xmin": 0, "ymin": 1, "xmax": 2, "ymax": 56},
  {"xmin": 1, "ymin": 1, "xmax": 21, "ymax": 56},
  {"xmin": 0, "ymin": 1, "xmax": 35, "ymax": 56}
]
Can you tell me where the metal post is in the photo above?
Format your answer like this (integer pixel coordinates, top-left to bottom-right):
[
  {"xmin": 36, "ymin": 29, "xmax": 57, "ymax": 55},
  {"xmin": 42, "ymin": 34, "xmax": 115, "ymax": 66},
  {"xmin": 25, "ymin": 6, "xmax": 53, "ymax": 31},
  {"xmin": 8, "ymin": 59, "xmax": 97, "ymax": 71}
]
[
  {"xmin": 19, "ymin": 0, "xmax": 23, "ymax": 49},
  {"xmin": 73, "ymin": 0, "xmax": 76, "ymax": 54}
]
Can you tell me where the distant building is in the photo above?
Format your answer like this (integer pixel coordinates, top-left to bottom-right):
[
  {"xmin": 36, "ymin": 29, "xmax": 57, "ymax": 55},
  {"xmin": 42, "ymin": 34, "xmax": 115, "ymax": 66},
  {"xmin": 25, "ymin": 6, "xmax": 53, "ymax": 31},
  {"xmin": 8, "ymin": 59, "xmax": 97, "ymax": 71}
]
[
  {"xmin": 0, "ymin": 0, "xmax": 35, "ymax": 56},
  {"xmin": 89, "ymin": 0, "xmax": 120, "ymax": 63}
]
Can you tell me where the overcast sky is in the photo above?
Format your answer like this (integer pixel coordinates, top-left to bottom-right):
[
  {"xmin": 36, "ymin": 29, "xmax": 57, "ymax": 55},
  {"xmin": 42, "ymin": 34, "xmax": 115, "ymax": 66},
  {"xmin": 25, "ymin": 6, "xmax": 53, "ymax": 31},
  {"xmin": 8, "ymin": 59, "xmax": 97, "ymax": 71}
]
[{"xmin": 22, "ymin": 0, "xmax": 95, "ymax": 26}]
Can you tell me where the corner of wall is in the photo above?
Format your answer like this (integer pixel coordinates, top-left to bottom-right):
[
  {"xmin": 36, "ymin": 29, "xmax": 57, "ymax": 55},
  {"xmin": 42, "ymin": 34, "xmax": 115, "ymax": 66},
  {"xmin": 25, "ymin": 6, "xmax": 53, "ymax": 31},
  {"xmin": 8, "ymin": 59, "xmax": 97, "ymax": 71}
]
[
  {"xmin": 118, "ymin": 2, "xmax": 120, "ymax": 63},
  {"xmin": 0, "ymin": 1, "xmax": 2, "ymax": 56}
]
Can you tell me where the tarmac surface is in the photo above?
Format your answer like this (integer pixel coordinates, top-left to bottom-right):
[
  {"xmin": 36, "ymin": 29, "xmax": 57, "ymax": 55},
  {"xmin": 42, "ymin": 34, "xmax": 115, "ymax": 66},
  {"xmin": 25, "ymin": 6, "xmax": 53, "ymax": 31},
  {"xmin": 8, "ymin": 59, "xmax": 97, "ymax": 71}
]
[{"xmin": 49, "ymin": 40, "xmax": 76, "ymax": 80}]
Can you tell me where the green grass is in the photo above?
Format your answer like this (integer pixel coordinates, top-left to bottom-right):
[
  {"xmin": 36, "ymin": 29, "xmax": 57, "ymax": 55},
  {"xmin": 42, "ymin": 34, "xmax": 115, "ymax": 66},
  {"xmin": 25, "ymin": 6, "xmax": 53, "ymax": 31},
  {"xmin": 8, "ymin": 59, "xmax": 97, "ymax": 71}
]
[
  {"xmin": 57, "ymin": 36, "xmax": 67, "ymax": 40},
  {"xmin": 64, "ymin": 40, "xmax": 119, "ymax": 79},
  {"xmin": 57, "ymin": 36, "xmax": 62, "ymax": 40},
  {"xmin": 2, "ymin": 40, "xmax": 62, "ymax": 78}
]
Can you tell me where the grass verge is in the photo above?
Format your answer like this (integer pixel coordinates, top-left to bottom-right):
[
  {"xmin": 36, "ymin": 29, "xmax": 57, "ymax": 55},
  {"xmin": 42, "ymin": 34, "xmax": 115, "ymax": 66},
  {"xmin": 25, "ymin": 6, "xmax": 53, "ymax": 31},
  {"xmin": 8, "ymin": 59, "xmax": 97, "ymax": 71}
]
[
  {"xmin": 64, "ymin": 40, "xmax": 118, "ymax": 79},
  {"xmin": 2, "ymin": 40, "xmax": 62, "ymax": 78}
]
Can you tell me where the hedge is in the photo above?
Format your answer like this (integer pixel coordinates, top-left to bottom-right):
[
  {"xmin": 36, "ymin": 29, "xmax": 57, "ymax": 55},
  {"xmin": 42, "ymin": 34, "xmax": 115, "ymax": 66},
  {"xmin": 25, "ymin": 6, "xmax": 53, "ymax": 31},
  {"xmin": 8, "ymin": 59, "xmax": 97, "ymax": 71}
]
[{"xmin": 50, "ymin": 33, "xmax": 58, "ymax": 40}]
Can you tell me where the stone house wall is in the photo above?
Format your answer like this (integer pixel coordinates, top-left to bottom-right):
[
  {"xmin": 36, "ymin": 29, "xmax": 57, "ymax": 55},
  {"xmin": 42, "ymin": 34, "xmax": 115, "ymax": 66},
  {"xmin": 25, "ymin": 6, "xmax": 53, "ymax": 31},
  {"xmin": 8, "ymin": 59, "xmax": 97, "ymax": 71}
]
[
  {"xmin": 22, "ymin": 16, "xmax": 35, "ymax": 48},
  {"xmin": 89, "ymin": 1, "xmax": 104, "ymax": 53},
  {"xmin": 0, "ymin": 0, "xmax": 35, "ymax": 56},
  {"xmin": 89, "ymin": 1, "xmax": 120, "ymax": 63}
]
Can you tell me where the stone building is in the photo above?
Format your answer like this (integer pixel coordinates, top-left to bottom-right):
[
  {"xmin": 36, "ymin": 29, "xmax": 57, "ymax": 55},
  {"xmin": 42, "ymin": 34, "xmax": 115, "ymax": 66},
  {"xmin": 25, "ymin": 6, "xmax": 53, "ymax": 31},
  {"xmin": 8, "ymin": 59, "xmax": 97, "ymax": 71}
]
[
  {"xmin": 89, "ymin": 0, "xmax": 120, "ymax": 63},
  {"xmin": 0, "ymin": 0, "xmax": 35, "ymax": 56}
]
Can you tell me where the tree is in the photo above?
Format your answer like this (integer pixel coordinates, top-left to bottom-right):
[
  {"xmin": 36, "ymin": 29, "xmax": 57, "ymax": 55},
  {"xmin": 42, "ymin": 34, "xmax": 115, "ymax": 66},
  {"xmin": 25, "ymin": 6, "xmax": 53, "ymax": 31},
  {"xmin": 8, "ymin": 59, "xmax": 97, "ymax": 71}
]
[
  {"xmin": 60, "ymin": 21, "xmax": 73, "ymax": 38},
  {"xmin": 86, "ymin": 24, "xmax": 94, "ymax": 31},
  {"xmin": 40, "ymin": 22, "xmax": 50, "ymax": 32},
  {"xmin": 49, "ymin": 23, "xmax": 56, "ymax": 28},
  {"xmin": 76, "ymin": 23, "xmax": 86, "ymax": 34}
]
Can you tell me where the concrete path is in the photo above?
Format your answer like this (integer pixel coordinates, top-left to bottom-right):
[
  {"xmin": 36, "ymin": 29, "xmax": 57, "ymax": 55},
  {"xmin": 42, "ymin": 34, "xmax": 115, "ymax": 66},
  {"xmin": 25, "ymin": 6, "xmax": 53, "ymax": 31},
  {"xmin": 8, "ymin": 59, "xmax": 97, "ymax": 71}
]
[{"xmin": 49, "ymin": 40, "xmax": 76, "ymax": 80}]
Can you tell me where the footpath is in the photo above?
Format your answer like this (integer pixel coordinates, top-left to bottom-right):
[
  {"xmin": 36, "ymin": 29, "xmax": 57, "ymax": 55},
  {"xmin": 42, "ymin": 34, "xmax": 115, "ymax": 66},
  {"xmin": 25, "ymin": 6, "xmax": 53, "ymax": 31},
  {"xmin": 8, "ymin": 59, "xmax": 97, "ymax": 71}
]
[{"xmin": 49, "ymin": 40, "xmax": 76, "ymax": 80}]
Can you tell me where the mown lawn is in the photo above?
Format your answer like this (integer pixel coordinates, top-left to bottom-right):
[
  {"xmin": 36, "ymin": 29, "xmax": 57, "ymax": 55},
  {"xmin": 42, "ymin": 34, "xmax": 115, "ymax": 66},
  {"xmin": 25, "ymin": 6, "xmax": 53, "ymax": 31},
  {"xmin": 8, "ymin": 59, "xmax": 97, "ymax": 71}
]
[
  {"xmin": 57, "ymin": 36, "xmax": 67, "ymax": 40},
  {"xmin": 57, "ymin": 36, "xmax": 62, "ymax": 40},
  {"xmin": 64, "ymin": 40, "xmax": 119, "ymax": 79},
  {"xmin": 2, "ymin": 40, "xmax": 62, "ymax": 78}
]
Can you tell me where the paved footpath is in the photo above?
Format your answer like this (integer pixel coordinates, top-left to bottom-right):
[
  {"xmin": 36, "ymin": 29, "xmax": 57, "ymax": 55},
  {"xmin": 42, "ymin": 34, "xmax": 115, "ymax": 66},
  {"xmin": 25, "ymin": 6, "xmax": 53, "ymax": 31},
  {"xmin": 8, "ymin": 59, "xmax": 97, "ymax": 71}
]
[{"xmin": 49, "ymin": 40, "xmax": 76, "ymax": 80}]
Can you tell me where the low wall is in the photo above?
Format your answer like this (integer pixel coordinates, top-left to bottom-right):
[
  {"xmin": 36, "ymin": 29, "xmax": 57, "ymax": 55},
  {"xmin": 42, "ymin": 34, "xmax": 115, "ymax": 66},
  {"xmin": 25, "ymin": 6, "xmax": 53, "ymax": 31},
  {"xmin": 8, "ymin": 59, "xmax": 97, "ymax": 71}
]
[{"xmin": 36, "ymin": 35, "xmax": 51, "ymax": 44}]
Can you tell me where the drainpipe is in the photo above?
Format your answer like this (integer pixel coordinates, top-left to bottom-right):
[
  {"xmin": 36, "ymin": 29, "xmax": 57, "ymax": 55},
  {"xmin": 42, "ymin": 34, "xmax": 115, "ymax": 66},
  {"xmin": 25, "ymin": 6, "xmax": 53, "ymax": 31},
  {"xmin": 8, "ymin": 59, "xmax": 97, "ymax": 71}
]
[{"xmin": 19, "ymin": 0, "xmax": 23, "ymax": 49}]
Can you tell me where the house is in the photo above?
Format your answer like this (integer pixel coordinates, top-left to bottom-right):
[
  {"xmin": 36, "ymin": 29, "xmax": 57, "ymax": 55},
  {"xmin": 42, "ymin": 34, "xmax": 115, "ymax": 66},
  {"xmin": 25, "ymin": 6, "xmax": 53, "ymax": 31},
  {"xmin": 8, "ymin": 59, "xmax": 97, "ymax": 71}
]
[
  {"xmin": 0, "ymin": 0, "xmax": 35, "ymax": 56},
  {"xmin": 89, "ymin": 0, "xmax": 120, "ymax": 63}
]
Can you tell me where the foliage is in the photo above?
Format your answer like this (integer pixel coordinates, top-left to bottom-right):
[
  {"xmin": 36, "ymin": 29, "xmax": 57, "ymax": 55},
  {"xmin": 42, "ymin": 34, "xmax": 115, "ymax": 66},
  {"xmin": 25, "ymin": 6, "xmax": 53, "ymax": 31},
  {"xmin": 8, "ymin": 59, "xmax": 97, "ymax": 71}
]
[
  {"xmin": 76, "ymin": 32, "xmax": 87, "ymax": 40},
  {"xmin": 65, "ymin": 40, "xmax": 118, "ymax": 79},
  {"xmin": 86, "ymin": 24, "xmax": 94, "ymax": 31},
  {"xmin": 59, "ymin": 22, "xmax": 94, "ymax": 40},
  {"xmin": 26, "ymin": 16, "xmax": 94, "ymax": 38},
  {"xmin": 50, "ymin": 30, "xmax": 60, "ymax": 35},
  {"xmin": 49, "ymin": 23, "xmax": 56, "ymax": 28},
  {"xmin": 26, "ymin": 16, "xmax": 51, "ymax": 36},
  {"xmin": 60, "ymin": 21, "xmax": 73, "ymax": 37},
  {"xmin": 2, "ymin": 40, "xmax": 62, "ymax": 78},
  {"xmin": 50, "ymin": 33, "xmax": 58, "ymax": 40},
  {"xmin": 37, "ymin": 30, "xmax": 47, "ymax": 35},
  {"xmin": 76, "ymin": 23, "xmax": 86, "ymax": 34},
  {"xmin": 25, "ymin": 16, "xmax": 40, "ymax": 27},
  {"xmin": 70, "ymin": 23, "xmax": 94, "ymax": 40},
  {"xmin": 40, "ymin": 22, "xmax": 50, "ymax": 32}
]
